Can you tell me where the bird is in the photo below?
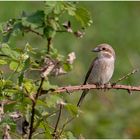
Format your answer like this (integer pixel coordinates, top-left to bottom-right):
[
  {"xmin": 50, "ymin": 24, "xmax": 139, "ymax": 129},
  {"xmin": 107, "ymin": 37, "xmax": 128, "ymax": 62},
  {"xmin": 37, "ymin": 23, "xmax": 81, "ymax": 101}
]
[{"xmin": 77, "ymin": 43, "xmax": 115, "ymax": 107}]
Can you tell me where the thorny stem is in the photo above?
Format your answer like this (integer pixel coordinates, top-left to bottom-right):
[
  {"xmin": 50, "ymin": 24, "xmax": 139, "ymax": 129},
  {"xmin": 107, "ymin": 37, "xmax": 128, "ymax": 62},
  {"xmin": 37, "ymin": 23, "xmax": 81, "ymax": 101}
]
[
  {"xmin": 52, "ymin": 104, "xmax": 63, "ymax": 139},
  {"xmin": 28, "ymin": 77, "xmax": 44, "ymax": 139},
  {"xmin": 44, "ymin": 84, "xmax": 140, "ymax": 94},
  {"xmin": 113, "ymin": 69, "xmax": 139, "ymax": 84},
  {"xmin": 53, "ymin": 69, "xmax": 139, "ymax": 93}
]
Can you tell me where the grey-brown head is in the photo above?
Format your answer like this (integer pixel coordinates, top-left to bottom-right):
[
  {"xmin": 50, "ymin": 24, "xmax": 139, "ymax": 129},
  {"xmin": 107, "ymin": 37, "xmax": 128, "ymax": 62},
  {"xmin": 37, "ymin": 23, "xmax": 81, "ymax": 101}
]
[{"xmin": 92, "ymin": 43, "xmax": 115, "ymax": 59}]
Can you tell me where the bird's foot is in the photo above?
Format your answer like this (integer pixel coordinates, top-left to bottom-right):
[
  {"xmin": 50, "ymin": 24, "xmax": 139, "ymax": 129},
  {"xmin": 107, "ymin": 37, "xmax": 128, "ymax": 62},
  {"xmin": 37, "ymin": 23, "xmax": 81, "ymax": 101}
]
[
  {"xmin": 95, "ymin": 83, "xmax": 104, "ymax": 90},
  {"xmin": 103, "ymin": 83, "xmax": 111, "ymax": 91},
  {"xmin": 95, "ymin": 83, "xmax": 111, "ymax": 91}
]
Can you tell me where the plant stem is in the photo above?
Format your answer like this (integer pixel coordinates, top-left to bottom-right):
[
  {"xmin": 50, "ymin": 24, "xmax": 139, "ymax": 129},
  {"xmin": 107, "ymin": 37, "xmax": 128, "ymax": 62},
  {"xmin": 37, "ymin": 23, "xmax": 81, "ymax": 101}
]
[
  {"xmin": 47, "ymin": 37, "xmax": 52, "ymax": 54},
  {"xmin": 52, "ymin": 104, "xmax": 63, "ymax": 139},
  {"xmin": 28, "ymin": 77, "xmax": 44, "ymax": 139},
  {"xmin": 24, "ymin": 27, "xmax": 43, "ymax": 37},
  {"xmin": 59, "ymin": 117, "xmax": 75, "ymax": 137}
]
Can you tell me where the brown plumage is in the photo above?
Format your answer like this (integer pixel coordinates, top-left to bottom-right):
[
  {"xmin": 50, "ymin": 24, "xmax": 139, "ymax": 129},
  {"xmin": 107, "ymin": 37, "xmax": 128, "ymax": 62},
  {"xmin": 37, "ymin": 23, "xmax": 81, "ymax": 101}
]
[{"xmin": 77, "ymin": 43, "xmax": 115, "ymax": 107}]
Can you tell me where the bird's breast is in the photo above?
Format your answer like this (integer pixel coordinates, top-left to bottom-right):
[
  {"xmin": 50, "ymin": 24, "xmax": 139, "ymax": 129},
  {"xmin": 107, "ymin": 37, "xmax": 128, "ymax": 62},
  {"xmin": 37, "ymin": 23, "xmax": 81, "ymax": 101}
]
[{"xmin": 87, "ymin": 57, "xmax": 114, "ymax": 85}]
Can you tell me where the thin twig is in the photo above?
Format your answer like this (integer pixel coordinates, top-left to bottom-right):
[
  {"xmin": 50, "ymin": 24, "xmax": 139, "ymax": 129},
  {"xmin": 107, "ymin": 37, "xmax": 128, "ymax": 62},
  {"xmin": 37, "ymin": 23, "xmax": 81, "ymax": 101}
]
[
  {"xmin": 7, "ymin": 62, "xmax": 21, "ymax": 80},
  {"xmin": 113, "ymin": 69, "xmax": 139, "ymax": 84},
  {"xmin": 47, "ymin": 110, "xmax": 60, "ymax": 118},
  {"xmin": 58, "ymin": 117, "xmax": 75, "ymax": 137},
  {"xmin": 24, "ymin": 27, "xmax": 43, "ymax": 37},
  {"xmin": 52, "ymin": 104, "xmax": 63, "ymax": 139},
  {"xmin": 28, "ymin": 77, "xmax": 44, "ymax": 139},
  {"xmin": 33, "ymin": 110, "xmax": 59, "ymax": 132}
]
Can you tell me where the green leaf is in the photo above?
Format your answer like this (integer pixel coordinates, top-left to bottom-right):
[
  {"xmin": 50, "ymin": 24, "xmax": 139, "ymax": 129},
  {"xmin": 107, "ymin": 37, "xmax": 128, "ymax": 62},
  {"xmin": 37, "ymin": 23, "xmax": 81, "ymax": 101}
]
[
  {"xmin": 54, "ymin": 2, "xmax": 64, "ymax": 14},
  {"xmin": 75, "ymin": 6, "xmax": 93, "ymax": 27},
  {"xmin": 65, "ymin": 2, "xmax": 76, "ymax": 16},
  {"xmin": 2, "ymin": 31, "xmax": 12, "ymax": 43},
  {"xmin": 49, "ymin": 47, "xmax": 59, "ymax": 58},
  {"xmin": 24, "ymin": 42, "xmax": 33, "ymax": 52},
  {"xmin": 11, "ymin": 22, "xmax": 23, "ymax": 37},
  {"xmin": 36, "ymin": 100, "xmax": 48, "ymax": 108},
  {"xmin": 23, "ymin": 80, "xmax": 36, "ymax": 93},
  {"xmin": 3, "ymin": 80, "xmax": 13, "ymax": 89},
  {"xmin": 39, "ymin": 121, "xmax": 52, "ymax": 138},
  {"xmin": 65, "ymin": 103, "xmax": 79, "ymax": 116},
  {"xmin": 42, "ymin": 81, "xmax": 58, "ymax": 91},
  {"xmin": 0, "ymin": 59, "xmax": 7, "ymax": 65},
  {"xmin": 49, "ymin": 19, "xmax": 60, "ymax": 30},
  {"xmin": 9, "ymin": 61, "xmax": 23, "ymax": 72},
  {"xmin": 2, "ymin": 22, "xmax": 23, "ymax": 42},
  {"xmin": 0, "ymin": 115, "xmax": 14, "ymax": 126},
  {"xmin": 45, "ymin": 2, "xmax": 57, "ymax": 14},
  {"xmin": 0, "ymin": 80, "xmax": 13, "ymax": 92},
  {"xmin": 43, "ymin": 26, "xmax": 56, "ymax": 38},
  {"xmin": 1, "ymin": 44, "xmax": 20, "ymax": 60},
  {"xmin": 22, "ymin": 57, "xmax": 30, "ymax": 71},
  {"xmin": 44, "ymin": 123, "xmax": 53, "ymax": 139},
  {"xmin": 46, "ymin": 94, "xmax": 62, "ymax": 108},
  {"xmin": 63, "ymin": 63, "xmax": 72, "ymax": 72},
  {"xmin": 22, "ymin": 10, "xmax": 45, "ymax": 29},
  {"xmin": 66, "ymin": 131, "xmax": 76, "ymax": 139}
]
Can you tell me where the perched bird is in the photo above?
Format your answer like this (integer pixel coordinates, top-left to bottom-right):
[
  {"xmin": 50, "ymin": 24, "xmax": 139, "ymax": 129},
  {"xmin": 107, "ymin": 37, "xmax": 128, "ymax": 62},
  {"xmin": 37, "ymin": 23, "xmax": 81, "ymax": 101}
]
[{"xmin": 77, "ymin": 43, "xmax": 115, "ymax": 107}]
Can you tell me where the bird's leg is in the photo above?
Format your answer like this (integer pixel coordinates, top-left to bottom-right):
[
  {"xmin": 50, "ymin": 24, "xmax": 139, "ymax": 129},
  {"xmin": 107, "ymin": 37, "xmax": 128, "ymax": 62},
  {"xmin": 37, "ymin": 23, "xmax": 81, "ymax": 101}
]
[
  {"xmin": 95, "ymin": 83, "xmax": 104, "ymax": 90},
  {"xmin": 95, "ymin": 83, "xmax": 100, "ymax": 89},
  {"xmin": 103, "ymin": 82, "xmax": 111, "ymax": 91}
]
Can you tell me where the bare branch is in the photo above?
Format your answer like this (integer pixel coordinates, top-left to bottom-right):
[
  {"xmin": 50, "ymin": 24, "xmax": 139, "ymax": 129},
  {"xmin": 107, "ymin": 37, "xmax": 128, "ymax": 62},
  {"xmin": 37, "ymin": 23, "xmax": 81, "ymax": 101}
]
[
  {"xmin": 49, "ymin": 84, "xmax": 140, "ymax": 94},
  {"xmin": 113, "ymin": 69, "xmax": 139, "ymax": 84},
  {"xmin": 52, "ymin": 104, "xmax": 63, "ymax": 139}
]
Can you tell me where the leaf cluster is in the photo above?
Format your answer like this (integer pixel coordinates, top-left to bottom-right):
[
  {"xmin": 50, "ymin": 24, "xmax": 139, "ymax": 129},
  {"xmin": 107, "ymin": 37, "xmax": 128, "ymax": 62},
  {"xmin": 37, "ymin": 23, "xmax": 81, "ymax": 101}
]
[{"xmin": 0, "ymin": 2, "xmax": 92, "ymax": 139}]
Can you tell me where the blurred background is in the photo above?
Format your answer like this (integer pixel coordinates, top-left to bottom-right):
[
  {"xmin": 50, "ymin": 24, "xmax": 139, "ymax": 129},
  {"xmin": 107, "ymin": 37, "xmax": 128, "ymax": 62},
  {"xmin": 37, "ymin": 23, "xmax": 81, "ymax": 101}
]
[{"xmin": 1, "ymin": 1, "xmax": 140, "ymax": 138}]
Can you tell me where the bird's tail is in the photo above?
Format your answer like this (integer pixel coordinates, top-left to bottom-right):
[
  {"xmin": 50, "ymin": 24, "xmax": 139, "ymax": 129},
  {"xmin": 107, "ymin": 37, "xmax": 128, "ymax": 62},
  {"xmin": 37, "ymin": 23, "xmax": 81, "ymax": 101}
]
[{"xmin": 77, "ymin": 89, "xmax": 89, "ymax": 107}]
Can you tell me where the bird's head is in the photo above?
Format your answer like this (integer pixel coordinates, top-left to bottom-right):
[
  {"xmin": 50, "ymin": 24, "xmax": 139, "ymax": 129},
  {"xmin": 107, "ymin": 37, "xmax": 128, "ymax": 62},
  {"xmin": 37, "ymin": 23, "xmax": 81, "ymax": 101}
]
[{"xmin": 92, "ymin": 43, "xmax": 115, "ymax": 59}]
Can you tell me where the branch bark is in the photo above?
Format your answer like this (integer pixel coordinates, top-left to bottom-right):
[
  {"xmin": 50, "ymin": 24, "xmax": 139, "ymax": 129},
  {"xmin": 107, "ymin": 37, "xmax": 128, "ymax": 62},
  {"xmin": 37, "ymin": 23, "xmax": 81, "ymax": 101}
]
[{"xmin": 52, "ymin": 84, "xmax": 140, "ymax": 94}]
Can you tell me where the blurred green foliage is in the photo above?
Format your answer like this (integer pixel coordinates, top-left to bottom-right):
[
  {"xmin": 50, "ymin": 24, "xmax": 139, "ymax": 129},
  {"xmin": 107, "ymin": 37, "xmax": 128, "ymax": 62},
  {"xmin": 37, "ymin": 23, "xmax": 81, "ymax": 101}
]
[{"xmin": 0, "ymin": 1, "xmax": 140, "ymax": 139}]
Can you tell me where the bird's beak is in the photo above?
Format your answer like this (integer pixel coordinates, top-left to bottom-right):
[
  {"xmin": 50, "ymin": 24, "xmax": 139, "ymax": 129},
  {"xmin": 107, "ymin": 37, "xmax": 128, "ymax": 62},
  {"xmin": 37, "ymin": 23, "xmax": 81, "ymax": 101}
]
[{"xmin": 92, "ymin": 47, "xmax": 100, "ymax": 52}]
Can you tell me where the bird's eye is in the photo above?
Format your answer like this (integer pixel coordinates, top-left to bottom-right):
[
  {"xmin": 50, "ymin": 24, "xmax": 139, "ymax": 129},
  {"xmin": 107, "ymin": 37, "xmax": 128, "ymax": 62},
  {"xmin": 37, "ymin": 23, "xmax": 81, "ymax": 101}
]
[{"xmin": 102, "ymin": 47, "xmax": 106, "ymax": 50}]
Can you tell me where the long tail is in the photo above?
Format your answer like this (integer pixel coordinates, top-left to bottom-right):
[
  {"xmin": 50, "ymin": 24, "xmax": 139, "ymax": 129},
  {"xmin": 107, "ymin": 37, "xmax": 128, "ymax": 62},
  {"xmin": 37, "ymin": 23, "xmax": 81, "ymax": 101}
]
[{"xmin": 77, "ymin": 89, "xmax": 89, "ymax": 107}]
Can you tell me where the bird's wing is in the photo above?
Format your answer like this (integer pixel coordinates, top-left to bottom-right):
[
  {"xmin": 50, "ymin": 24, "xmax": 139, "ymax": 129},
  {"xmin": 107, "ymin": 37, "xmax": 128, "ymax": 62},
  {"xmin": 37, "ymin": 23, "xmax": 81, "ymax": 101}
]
[
  {"xmin": 83, "ymin": 57, "xmax": 98, "ymax": 84},
  {"xmin": 77, "ymin": 57, "xmax": 98, "ymax": 107}
]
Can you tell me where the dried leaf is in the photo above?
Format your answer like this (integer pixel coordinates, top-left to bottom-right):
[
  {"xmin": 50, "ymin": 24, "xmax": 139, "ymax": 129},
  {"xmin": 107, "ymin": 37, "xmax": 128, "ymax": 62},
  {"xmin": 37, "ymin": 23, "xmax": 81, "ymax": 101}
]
[
  {"xmin": 41, "ymin": 57, "xmax": 55, "ymax": 77},
  {"xmin": 67, "ymin": 52, "xmax": 76, "ymax": 64}
]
